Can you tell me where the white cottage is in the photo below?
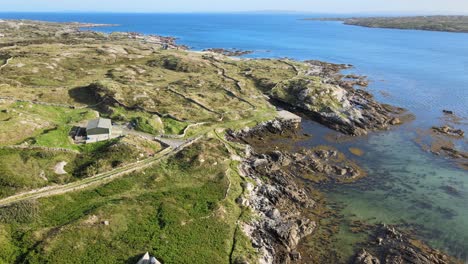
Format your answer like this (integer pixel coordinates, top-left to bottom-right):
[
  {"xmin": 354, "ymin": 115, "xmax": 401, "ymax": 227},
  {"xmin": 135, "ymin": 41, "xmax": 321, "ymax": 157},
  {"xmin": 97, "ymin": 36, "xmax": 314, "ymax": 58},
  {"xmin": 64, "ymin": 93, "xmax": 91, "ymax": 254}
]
[{"xmin": 86, "ymin": 118, "xmax": 112, "ymax": 143}]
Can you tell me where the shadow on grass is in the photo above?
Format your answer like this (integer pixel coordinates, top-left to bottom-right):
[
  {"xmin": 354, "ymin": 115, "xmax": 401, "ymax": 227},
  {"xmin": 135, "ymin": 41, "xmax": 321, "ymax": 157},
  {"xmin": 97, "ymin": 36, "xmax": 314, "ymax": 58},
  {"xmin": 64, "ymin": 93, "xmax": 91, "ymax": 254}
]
[
  {"xmin": 68, "ymin": 85, "xmax": 101, "ymax": 106},
  {"xmin": 126, "ymin": 253, "xmax": 152, "ymax": 264}
]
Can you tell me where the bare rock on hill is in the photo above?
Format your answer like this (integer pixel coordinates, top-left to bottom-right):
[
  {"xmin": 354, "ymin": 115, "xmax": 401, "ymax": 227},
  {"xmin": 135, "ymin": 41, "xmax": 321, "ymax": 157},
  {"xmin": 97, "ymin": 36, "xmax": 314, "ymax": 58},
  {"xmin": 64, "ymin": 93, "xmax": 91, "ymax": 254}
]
[{"xmin": 54, "ymin": 161, "xmax": 68, "ymax": 175}]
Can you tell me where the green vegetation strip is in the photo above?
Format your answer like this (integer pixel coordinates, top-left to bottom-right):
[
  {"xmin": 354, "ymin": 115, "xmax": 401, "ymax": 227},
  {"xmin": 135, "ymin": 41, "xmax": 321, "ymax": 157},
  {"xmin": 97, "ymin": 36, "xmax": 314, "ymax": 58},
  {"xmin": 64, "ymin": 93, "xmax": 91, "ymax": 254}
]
[{"xmin": 0, "ymin": 146, "xmax": 176, "ymax": 207}]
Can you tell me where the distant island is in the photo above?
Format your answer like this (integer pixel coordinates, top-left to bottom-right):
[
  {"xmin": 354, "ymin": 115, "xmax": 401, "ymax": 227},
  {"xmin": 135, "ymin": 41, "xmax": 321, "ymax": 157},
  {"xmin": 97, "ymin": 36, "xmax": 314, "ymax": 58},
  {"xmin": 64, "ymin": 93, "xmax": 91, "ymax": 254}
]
[{"xmin": 303, "ymin": 16, "xmax": 468, "ymax": 33}]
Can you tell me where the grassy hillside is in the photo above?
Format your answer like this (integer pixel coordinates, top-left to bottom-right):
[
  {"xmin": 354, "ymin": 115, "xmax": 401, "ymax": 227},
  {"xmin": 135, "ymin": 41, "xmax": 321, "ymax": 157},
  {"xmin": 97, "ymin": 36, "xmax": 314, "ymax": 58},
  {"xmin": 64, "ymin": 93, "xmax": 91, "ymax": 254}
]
[
  {"xmin": 0, "ymin": 20, "xmax": 280, "ymax": 263},
  {"xmin": 0, "ymin": 19, "xmax": 393, "ymax": 263},
  {"xmin": 0, "ymin": 139, "xmax": 254, "ymax": 264}
]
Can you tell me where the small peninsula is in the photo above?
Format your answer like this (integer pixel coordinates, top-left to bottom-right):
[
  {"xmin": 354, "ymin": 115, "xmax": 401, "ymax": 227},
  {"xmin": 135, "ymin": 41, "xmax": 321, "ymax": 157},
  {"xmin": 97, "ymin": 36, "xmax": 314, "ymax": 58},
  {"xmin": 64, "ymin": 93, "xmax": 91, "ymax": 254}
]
[{"xmin": 304, "ymin": 16, "xmax": 468, "ymax": 33}]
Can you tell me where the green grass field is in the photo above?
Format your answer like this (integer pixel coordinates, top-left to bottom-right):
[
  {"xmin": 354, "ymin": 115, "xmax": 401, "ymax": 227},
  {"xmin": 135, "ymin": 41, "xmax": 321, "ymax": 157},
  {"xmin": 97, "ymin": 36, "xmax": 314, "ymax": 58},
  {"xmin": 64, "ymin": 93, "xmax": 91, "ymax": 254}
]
[
  {"xmin": 0, "ymin": 138, "xmax": 254, "ymax": 264},
  {"xmin": 0, "ymin": 148, "xmax": 78, "ymax": 198},
  {"xmin": 0, "ymin": 101, "xmax": 97, "ymax": 148}
]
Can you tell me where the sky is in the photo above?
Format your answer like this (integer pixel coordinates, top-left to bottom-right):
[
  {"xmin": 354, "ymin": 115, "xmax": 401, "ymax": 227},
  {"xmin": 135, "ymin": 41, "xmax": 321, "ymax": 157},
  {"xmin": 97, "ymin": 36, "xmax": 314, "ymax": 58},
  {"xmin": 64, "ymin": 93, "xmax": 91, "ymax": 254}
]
[{"xmin": 0, "ymin": 0, "xmax": 468, "ymax": 14}]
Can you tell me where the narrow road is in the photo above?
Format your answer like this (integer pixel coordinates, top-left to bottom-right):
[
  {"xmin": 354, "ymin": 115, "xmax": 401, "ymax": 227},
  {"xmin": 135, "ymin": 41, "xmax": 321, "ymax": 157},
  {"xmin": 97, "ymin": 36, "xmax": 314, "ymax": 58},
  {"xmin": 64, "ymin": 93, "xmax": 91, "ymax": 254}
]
[
  {"xmin": 0, "ymin": 56, "xmax": 12, "ymax": 70},
  {"xmin": 116, "ymin": 125, "xmax": 188, "ymax": 148},
  {"xmin": 0, "ymin": 138, "xmax": 199, "ymax": 207}
]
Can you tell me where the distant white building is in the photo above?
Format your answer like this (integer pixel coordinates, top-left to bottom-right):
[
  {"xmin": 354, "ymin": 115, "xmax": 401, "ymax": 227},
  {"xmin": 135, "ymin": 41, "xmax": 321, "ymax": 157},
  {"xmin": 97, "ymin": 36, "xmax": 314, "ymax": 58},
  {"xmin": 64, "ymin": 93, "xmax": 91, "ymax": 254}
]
[{"xmin": 86, "ymin": 118, "xmax": 112, "ymax": 143}]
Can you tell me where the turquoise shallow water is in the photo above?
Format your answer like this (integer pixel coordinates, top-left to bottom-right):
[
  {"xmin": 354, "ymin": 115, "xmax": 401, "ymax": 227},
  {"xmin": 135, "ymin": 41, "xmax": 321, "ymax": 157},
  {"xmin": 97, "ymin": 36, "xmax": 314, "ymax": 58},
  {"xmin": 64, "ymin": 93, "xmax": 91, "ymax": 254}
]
[
  {"xmin": 290, "ymin": 118, "xmax": 468, "ymax": 260},
  {"xmin": 1, "ymin": 12, "xmax": 467, "ymax": 260}
]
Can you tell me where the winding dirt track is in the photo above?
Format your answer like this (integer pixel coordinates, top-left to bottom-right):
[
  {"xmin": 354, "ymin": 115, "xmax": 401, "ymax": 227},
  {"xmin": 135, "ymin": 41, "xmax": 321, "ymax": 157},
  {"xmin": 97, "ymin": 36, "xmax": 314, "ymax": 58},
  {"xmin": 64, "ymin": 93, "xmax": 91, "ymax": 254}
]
[
  {"xmin": 0, "ymin": 56, "xmax": 12, "ymax": 70},
  {"xmin": 0, "ymin": 138, "xmax": 199, "ymax": 207}
]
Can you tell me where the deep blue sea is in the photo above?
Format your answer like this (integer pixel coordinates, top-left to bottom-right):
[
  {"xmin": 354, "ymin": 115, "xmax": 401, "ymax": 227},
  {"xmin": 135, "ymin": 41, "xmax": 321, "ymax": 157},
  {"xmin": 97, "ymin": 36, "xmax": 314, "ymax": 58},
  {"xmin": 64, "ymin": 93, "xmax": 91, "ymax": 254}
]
[{"xmin": 1, "ymin": 12, "xmax": 467, "ymax": 261}]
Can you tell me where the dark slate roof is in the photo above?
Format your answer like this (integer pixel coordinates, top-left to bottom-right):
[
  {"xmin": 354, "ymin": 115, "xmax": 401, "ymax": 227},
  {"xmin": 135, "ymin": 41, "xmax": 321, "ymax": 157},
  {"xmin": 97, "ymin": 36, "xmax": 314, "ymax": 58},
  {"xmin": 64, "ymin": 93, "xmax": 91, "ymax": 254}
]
[{"xmin": 86, "ymin": 118, "xmax": 112, "ymax": 130}]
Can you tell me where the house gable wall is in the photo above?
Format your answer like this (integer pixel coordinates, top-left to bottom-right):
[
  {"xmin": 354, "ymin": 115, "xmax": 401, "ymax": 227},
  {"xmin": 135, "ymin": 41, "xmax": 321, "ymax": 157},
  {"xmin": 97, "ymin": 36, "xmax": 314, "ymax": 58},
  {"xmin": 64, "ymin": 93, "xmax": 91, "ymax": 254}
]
[{"xmin": 87, "ymin": 128, "xmax": 110, "ymax": 136}]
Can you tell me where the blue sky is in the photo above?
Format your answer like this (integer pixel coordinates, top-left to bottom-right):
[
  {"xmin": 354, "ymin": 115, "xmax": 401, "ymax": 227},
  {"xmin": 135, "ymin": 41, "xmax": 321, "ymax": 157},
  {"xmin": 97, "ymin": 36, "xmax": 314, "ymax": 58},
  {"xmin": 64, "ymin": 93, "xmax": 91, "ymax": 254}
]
[{"xmin": 1, "ymin": 0, "xmax": 468, "ymax": 14}]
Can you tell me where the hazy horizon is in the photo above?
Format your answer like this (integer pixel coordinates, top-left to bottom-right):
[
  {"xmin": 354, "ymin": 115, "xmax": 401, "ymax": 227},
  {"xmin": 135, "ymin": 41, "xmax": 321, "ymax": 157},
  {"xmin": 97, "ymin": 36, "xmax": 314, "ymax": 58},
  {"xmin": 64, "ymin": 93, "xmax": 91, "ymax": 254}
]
[
  {"xmin": 1, "ymin": 11, "xmax": 468, "ymax": 17},
  {"xmin": 1, "ymin": 0, "xmax": 468, "ymax": 15}
]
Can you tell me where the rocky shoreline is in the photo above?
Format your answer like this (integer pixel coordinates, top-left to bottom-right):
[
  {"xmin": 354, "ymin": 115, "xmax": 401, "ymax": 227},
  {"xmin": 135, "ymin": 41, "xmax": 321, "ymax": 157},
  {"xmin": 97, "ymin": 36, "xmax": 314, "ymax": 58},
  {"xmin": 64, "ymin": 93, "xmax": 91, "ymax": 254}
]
[
  {"xmin": 203, "ymin": 48, "xmax": 253, "ymax": 56},
  {"xmin": 228, "ymin": 118, "xmax": 461, "ymax": 263},
  {"xmin": 352, "ymin": 224, "xmax": 458, "ymax": 264},
  {"xmin": 238, "ymin": 148, "xmax": 316, "ymax": 263},
  {"xmin": 228, "ymin": 119, "xmax": 346, "ymax": 263},
  {"xmin": 261, "ymin": 60, "xmax": 410, "ymax": 136},
  {"xmin": 227, "ymin": 118, "xmax": 358, "ymax": 263}
]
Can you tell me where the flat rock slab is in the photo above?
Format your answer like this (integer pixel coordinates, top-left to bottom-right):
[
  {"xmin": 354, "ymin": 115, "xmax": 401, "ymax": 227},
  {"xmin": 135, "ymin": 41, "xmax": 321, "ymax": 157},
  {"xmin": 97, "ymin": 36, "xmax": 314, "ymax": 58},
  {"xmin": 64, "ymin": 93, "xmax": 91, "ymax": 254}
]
[{"xmin": 54, "ymin": 161, "xmax": 68, "ymax": 175}]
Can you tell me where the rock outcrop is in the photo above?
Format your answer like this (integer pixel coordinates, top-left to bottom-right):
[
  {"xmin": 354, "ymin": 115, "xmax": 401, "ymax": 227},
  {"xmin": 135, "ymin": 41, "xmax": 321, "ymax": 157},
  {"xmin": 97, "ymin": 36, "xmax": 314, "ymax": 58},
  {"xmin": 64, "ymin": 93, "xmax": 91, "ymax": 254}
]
[
  {"xmin": 415, "ymin": 117, "xmax": 467, "ymax": 170},
  {"xmin": 267, "ymin": 61, "xmax": 406, "ymax": 136},
  {"xmin": 354, "ymin": 249, "xmax": 381, "ymax": 264},
  {"xmin": 239, "ymin": 149, "xmax": 317, "ymax": 264},
  {"xmin": 432, "ymin": 125, "xmax": 465, "ymax": 137},
  {"xmin": 352, "ymin": 224, "xmax": 458, "ymax": 264},
  {"xmin": 203, "ymin": 48, "xmax": 253, "ymax": 57},
  {"xmin": 231, "ymin": 119, "xmax": 366, "ymax": 263},
  {"xmin": 226, "ymin": 118, "xmax": 300, "ymax": 142}
]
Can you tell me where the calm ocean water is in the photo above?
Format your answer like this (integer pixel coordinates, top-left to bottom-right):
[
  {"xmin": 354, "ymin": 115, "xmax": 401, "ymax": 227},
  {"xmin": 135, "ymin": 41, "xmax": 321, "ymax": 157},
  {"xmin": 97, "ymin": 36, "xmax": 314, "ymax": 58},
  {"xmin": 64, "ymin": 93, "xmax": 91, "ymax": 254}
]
[{"xmin": 1, "ymin": 12, "xmax": 467, "ymax": 260}]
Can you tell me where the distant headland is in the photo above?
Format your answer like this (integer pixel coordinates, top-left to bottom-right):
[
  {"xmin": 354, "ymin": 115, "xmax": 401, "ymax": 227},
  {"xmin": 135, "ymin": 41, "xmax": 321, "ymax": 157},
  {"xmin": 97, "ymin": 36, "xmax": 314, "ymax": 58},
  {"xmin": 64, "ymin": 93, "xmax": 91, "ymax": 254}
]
[{"xmin": 303, "ymin": 15, "xmax": 468, "ymax": 33}]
